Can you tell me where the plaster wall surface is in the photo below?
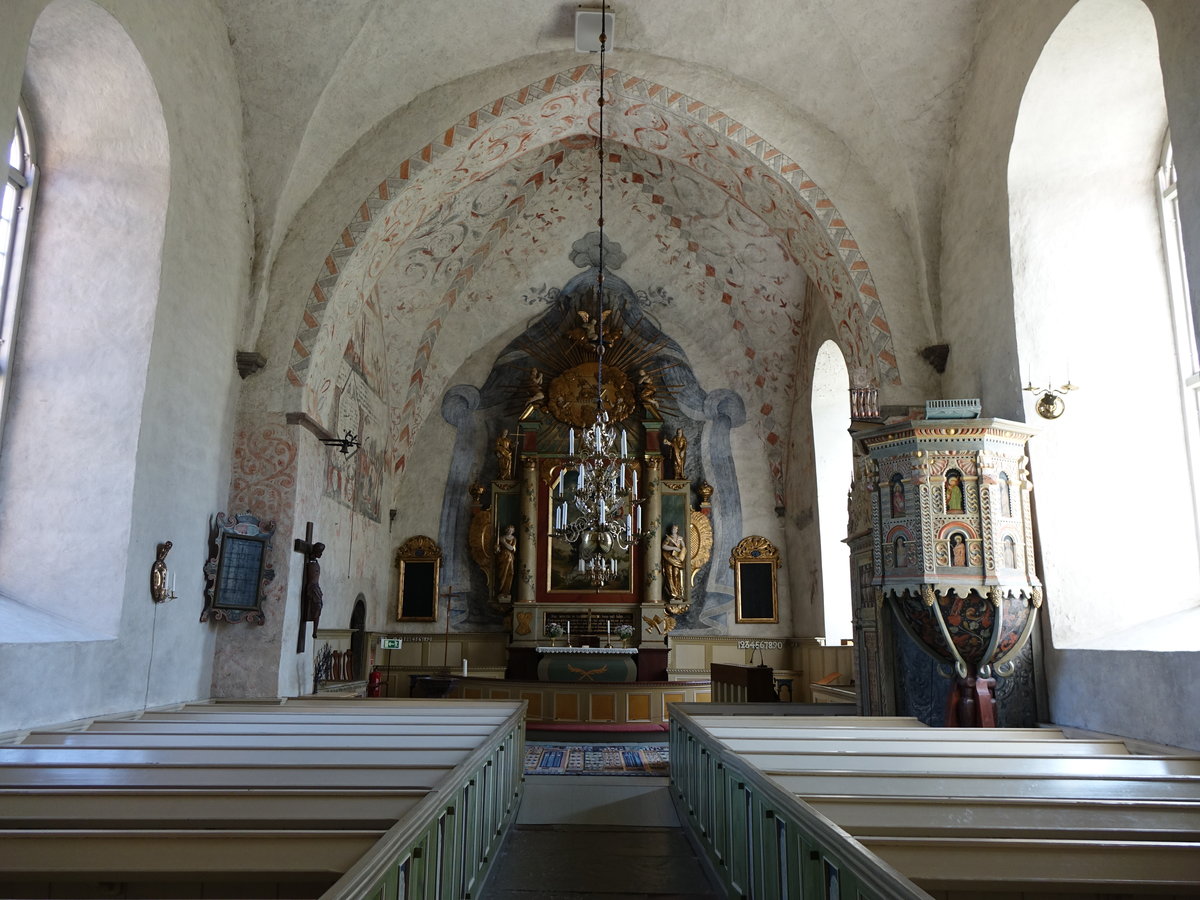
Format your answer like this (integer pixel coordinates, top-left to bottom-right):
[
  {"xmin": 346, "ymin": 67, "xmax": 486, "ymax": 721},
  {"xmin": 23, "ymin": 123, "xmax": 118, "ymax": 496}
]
[
  {"xmin": 0, "ymin": 0, "xmax": 251, "ymax": 732},
  {"xmin": 940, "ymin": 0, "xmax": 1200, "ymax": 747}
]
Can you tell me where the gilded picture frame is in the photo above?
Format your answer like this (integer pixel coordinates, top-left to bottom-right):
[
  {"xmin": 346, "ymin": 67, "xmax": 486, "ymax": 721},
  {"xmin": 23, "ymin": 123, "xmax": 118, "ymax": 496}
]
[
  {"xmin": 730, "ymin": 535, "xmax": 781, "ymax": 624},
  {"xmin": 395, "ymin": 535, "xmax": 442, "ymax": 622}
]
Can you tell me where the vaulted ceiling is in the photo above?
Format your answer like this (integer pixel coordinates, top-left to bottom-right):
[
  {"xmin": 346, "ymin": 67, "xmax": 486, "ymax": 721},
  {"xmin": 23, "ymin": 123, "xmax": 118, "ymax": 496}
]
[{"xmin": 216, "ymin": 1, "xmax": 986, "ymax": 480}]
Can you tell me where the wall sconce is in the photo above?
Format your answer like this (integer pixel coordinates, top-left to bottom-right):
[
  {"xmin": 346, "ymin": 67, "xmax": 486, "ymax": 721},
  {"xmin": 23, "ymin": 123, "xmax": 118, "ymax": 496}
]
[
  {"xmin": 150, "ymin": 540, "xmax": 177, "ymax": 603},
  {"xmin": 1023, "ymin": 379, "xmax": 1078, "ymax": 419},
  {"xmin": 320, "ymin": 429, "xmax": 362, "ymax": 458}
]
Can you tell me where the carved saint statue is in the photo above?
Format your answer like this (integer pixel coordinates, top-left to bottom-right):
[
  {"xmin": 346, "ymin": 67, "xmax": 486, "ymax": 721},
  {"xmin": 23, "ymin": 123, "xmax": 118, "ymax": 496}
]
[
  {"xmin": 662, "ymin": 523, "xmax": 686, "ymax": 601},
  {"xmin": 520, "ymin": 368, "xmax": 546, "ymax": 421},
  {"xmin": 638, "ymin": 368, "xmax": 661, "ymax": 419},
  {"xmin": 495, "ymin": 429, "xmax": 515, "ymax": 480},
  {"xmin": 495, "ymin": 524, "xmax": 517, "ymax": 599},
  {"xmin": 663, "ymin": 427, "xmax": 687, "ymax": 480}
]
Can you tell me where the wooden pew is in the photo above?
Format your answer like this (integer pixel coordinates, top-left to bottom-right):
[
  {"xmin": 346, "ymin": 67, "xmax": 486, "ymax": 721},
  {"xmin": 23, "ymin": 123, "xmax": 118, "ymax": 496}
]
[
  {"xmin": 669, "ymin": 706, "xmax": 1200, "ymax": 898},
  {"xmin": 0, "ymin": 698, "xmax": 527, "ymax": 899}
]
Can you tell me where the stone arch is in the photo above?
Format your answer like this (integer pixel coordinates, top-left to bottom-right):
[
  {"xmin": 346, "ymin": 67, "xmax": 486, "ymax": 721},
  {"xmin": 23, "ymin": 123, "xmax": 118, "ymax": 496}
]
[{"xmin": 285, "ymin": 66, "xmax": 901, "ymax": 444}]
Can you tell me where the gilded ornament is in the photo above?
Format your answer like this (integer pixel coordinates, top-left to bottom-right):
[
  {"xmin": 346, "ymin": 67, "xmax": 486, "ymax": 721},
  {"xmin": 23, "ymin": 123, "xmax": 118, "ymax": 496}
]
[
  {"xmin": 467, "ymin": 507, "xmax": 495, "ymax": 594},
  {"xmin": 697, "ymin": 481, "xmax": 714, "ymax": 503},
  {"xmin": 921, "ymin": 584, "xmax": 936, "ymax": 608},
  {"xmin": 515, "ymin": 611, "xmax": 533, "ymax": 635},
  {"xmin": 547, "ymin": 363, "xmax": 635, "ymax": 427},
  {"xmin": 687, "ymin": 510, "xmax": 713, "ymax": 585}
]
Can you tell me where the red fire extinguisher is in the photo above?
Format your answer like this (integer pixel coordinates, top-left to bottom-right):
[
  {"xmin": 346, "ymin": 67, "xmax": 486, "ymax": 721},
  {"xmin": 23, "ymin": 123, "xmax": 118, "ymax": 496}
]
[{"xmin": 367, "ymin": 668, "xmax": 384, "ymax": 698}]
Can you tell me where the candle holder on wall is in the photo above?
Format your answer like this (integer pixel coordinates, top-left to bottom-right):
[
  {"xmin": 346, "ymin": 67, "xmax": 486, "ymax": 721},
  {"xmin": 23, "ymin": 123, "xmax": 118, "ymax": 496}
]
[
  {"xmin": 1023, "ymin": 378, "xmax": 1078, "ymax": 419},
  {"xmin": 150, "ymin": 541, "xmax": 177, "ymax": 603}
]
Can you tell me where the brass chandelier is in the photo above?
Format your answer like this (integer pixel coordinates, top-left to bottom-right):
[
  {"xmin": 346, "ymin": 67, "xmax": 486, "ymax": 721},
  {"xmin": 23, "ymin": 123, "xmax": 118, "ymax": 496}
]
[{"xmin": 550, "ymin": 2, "xmax": 642, "ymax": 587}]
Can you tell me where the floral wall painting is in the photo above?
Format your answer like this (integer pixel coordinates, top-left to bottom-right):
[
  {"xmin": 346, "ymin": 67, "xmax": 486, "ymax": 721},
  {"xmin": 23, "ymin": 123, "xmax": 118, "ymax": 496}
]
[{"xmin": 945, "ymin": 468, "xmax": 965, "ymax": 513}]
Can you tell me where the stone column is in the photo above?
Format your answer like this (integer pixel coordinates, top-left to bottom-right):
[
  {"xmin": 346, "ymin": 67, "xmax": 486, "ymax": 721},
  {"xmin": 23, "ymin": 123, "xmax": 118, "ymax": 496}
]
[
  {"xmin": 516, "ymin": 457, "xmax": 538, "ymax": 604},
  {"xmin": 644, "ymin": 456, "xmax": 663, "ymax": 604}
]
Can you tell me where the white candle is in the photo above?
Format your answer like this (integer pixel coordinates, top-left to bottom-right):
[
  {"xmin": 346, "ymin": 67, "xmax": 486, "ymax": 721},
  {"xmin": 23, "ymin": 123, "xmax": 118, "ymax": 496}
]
[
  {"xmin": 569, "ymin": 428, "xmax": 575, "ymax": 455},
  {"xmin": 607, "ymin": 620, "xmax": 611, "ymax": 635},
  {"xmin": 462, "ymin": 659, "xmax": 468, "ymax": 676},
  {"xmin": 631, "ymin": 470, "xmax": 637, "ymax": 496},
  {"xmin": 567, "ymin": 620, "xmax": 571, "ymax": 635},
  {"xmin": 621, "ymin": 430, "xmax": 628, "ymax": 457}
]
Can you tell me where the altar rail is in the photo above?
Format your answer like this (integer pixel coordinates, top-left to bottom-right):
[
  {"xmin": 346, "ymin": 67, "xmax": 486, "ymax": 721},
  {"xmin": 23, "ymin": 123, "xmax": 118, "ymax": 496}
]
[
  {"xmin": 669, "ymin": 706, "xmax": 1200, "ymax": 899},
  {"xmin": 0, "ymin": 697, "xmax": 526, "ymax": 899}
]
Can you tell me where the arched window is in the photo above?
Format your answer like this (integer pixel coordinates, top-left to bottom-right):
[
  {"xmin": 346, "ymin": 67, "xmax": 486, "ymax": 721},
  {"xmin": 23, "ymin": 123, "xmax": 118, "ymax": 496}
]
[
  {"xmin": 810, "ymin": 340, "xmax": 853, "ymax": 643},
  {"xmin": 0, "ymin": 0, "xmax": 169, "ymax": 639},
  {"xmin": 1009, "ymin": 0, "xmax": 1198, "ymax": 649},
  {"xmin": 0, "ymin": 105, "xmax": 36, "ymax": 440}
]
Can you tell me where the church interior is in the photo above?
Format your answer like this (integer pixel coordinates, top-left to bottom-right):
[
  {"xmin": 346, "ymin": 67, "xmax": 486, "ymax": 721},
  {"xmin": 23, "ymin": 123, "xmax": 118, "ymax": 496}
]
[{"xmin": 3, "ymin": 0, "xmax": 1200, "ymax": 896}]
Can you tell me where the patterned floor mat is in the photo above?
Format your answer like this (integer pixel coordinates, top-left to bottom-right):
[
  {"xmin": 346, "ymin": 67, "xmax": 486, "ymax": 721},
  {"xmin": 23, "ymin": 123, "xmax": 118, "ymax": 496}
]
[{"xmin": 524, "ymin": 742, "xmax": 670, "ymax": 776}]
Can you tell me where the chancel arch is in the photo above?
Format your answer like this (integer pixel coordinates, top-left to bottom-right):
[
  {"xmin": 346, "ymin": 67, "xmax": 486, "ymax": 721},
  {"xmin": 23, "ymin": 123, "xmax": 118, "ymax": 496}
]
[
  {"xmin": 1009, "ymin": 0, "xmax": 1199, "ymax": 648},
  {"xmin": 284, "ymin": 66, "xmax": 903, "ymax": 485}
]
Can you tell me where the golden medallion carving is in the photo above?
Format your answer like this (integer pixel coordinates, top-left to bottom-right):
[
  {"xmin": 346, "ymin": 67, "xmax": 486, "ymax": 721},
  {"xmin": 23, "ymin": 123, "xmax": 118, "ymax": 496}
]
[
  {"xmin": 467, "ymin": 507, "xmax": 495, "ymax": 594},
  {"xmin": 515, "ymin": 611, "xmax": 533, "ymax": 635},
  {"xmin": 688, "ymin": 510, "xmax": 713, "ymax": 586},
  {"xmin": 547, "ymin": 363, "xmax": 635, "ymax": 427}
]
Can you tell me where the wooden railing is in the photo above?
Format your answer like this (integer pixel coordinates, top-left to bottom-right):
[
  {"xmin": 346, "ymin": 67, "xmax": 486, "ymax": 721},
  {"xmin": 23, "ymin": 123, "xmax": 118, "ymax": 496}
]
[{"xmin": 668, "ymin": 705, "xmax": 1200, "ymax": 899}]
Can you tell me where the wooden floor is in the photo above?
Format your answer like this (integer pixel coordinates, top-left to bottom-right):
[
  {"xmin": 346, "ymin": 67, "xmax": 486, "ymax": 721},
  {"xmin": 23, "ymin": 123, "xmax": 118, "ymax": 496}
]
[{"xmin": 483, "ymin": 771, "xmax": 721, "ymax": 900}]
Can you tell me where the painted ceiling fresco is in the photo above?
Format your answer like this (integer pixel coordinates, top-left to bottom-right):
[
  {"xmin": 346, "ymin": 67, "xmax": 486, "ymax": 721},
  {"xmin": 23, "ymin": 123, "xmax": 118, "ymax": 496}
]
[{"xmin": 289, "ymin": 67, "xmax": 898, "ymax": 495}]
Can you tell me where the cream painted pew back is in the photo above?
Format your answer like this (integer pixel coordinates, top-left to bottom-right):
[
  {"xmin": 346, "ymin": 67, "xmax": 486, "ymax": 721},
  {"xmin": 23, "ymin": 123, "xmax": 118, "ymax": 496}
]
[
  {"xmin": 0, "ymin": 697, "xmax": 525, "ymax": 899},
  {"xmin": 670, "ymin": 706, "xmax": 1200, "ymax": 900}
]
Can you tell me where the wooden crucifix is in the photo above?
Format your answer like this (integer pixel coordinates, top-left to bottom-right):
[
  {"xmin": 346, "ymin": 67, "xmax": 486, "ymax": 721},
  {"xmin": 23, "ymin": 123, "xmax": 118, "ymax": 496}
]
[{"xmin": 294, "ymin": 521, "xmax": 325, "ymax": 653}]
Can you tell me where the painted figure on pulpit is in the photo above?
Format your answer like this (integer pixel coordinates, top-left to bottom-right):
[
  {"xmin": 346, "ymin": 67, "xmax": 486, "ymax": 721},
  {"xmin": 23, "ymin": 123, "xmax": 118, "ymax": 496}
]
[
  {"xmin": 945, "ymin": 471, "xmax": 964, "ymax": 513},
  {"xmin": 950, "ymin": 532, "xmax": 967, "ymax": 567},
  {"xmin": 496, "ymin": 524, "xmax": 516, "ymax": 599},
  {"xmin": 662, "ymin": 523, "xmax": 686, "ymax": 601}
]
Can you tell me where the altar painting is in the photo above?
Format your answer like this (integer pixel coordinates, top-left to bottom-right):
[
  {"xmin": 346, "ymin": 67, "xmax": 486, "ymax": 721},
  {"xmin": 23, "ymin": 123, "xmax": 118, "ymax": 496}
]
[{"xmin": 546, "ymin": 468, "xmax": 633, "ymax": 593}]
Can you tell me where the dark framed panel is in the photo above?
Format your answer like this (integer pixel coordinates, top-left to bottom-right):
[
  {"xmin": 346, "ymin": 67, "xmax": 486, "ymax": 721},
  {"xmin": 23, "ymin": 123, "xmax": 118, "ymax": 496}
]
[
  {"xmin": 396, "ymin": 534, "xmax": 442, "ymax": 622},
  {"xmin": 201, "ymin": 512, "xmax": 276, "ymax": 625},
  {"xmin": 730, "ymin": 535, "xmax": 780, "ymax": 624}
]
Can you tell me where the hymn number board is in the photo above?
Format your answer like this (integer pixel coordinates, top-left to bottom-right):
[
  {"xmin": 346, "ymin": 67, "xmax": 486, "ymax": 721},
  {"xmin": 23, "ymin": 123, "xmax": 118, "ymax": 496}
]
[{"xmin": 201, "ymin": 512, "xmax": 276, "ymax": 625}]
